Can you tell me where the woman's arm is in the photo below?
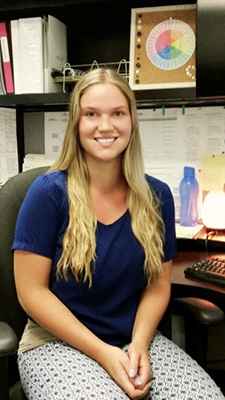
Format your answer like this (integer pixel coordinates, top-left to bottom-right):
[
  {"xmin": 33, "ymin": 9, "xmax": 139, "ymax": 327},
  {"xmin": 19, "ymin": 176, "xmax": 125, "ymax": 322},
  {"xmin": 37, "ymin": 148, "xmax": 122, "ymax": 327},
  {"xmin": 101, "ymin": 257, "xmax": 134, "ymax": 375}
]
[
  {"xmin": 14, "ymin": 249, "xmax": 149, "ymax": 400},
  {"xmin": 132, "ymin": 260, "xmax": 171, "ymax": 346},
  {"xmin": 128, "ymin": 261, "xmax": 172, "ymax": 388},
  {"xmin": 14, "ymin": 250, "xmax": 109, "ymax": 360}
]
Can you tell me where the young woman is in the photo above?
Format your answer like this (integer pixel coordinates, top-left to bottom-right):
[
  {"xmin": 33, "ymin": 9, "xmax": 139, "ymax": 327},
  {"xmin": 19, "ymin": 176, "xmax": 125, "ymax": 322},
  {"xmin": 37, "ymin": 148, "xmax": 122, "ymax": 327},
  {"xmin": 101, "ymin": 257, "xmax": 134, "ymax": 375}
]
[{"xmin": 12, "ymin": 68, "xmax": 223, "ymax": 399}]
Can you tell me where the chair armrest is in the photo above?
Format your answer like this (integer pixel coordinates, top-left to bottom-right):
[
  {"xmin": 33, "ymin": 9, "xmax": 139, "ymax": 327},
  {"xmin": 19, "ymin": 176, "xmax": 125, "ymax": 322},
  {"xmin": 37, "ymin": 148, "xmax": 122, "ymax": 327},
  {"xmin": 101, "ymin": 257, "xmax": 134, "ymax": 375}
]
[
  {"xmin": 0, "ymin": 321, "xmax": 18, "ymax": 357},
  {"xmin": 172, "ymin": 297, "xmax": 225, "ymax": 325}
]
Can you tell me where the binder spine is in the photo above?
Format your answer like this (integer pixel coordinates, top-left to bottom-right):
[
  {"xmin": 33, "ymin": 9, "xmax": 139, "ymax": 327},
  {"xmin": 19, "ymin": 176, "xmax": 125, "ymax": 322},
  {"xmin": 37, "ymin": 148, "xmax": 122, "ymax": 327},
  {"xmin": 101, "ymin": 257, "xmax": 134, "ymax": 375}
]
[
  {"xmin": 11, "ymin": 20, "xmax": 20, "ymax": 94},
  {"xmin": 0, "ymin": 46, "xmax": 6, "ymax": 95},
  {"xmin": 0, "ymin": 22, "xmax": 14, "ymax": 94},
  {"xmin": 19, "ymin": 17, "xmax": 44, "ymax": 94}
]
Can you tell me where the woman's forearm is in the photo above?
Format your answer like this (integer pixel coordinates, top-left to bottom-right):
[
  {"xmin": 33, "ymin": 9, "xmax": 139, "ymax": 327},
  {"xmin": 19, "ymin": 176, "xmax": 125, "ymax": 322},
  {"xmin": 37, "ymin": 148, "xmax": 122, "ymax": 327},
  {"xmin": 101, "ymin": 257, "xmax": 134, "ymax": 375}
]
[{"xmin": 131, "ymin": 261, "xmax": 172, "ymax": 348}]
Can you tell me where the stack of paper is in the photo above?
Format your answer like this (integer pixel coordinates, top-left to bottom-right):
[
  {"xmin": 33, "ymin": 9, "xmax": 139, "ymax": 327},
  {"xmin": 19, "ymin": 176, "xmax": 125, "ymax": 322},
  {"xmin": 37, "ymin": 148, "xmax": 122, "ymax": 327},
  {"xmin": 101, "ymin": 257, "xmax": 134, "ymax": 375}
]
[
  {"xmin": 22, "ymin": 154, "xmax": 56, "ymax": 172},
  {"xmin": 175, "ymin": 223, "xmax": 204, "ymax": 239}
]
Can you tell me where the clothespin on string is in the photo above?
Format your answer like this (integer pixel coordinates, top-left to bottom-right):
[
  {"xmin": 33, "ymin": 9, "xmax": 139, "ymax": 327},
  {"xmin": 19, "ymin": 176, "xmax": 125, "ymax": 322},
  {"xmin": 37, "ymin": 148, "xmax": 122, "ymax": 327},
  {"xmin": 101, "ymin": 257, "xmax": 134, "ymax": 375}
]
[
  {"xmin": 182, "ymin": 105, "xmax": 185, "ymax": 115},
  {"xmin": 162, "ymin": 106, "xmax": 165, "ymax": 116}
]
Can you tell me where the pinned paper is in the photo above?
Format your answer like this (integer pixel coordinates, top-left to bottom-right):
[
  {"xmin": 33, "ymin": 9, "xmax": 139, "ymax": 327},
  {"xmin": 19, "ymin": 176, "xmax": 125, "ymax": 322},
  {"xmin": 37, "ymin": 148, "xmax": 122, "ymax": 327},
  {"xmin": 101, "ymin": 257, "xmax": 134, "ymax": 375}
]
[{"xmin": 201, "ymin": 155, "xmax": 225, "ymax": 193}]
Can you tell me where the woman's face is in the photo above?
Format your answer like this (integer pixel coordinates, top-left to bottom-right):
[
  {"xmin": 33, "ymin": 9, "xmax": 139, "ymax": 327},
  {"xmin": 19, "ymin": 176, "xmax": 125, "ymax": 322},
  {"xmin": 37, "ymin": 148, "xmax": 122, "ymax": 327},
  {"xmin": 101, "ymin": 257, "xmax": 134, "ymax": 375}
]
[{"xmin": 78, "ymin": 82, "xmax": 132, "ymax": 165}]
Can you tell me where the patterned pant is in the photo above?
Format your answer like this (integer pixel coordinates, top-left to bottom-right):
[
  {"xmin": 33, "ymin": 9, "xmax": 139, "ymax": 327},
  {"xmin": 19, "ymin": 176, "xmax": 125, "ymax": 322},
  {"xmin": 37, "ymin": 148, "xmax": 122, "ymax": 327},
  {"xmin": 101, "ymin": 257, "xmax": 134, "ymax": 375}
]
[{"xmin": 18, "ymin": 331, "xmax": 224, "ymax": 400}]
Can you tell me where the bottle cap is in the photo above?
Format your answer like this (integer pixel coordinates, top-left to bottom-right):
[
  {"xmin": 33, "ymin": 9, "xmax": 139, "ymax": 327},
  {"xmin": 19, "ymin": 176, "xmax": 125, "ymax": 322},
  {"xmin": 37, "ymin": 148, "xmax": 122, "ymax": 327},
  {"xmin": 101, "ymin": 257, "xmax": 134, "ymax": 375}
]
[{"xmin": 184, "ymin": 166, "xmax": 195, "ymax": 178}]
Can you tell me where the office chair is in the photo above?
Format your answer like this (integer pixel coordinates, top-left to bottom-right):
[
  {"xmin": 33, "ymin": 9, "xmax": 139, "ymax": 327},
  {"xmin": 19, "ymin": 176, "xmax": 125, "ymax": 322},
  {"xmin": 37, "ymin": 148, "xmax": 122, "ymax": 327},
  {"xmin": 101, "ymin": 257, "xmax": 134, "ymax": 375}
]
[
  {"xmin": 172, "ymin": 297, "xmax": 224, "ymax": 368},
  {"xmin": 0, "ymin": 166, "xmax": 49, "ymax": 400},
  {"xmin": 0, "ymin": 167, "xmax": 224, "ymax": 399}
]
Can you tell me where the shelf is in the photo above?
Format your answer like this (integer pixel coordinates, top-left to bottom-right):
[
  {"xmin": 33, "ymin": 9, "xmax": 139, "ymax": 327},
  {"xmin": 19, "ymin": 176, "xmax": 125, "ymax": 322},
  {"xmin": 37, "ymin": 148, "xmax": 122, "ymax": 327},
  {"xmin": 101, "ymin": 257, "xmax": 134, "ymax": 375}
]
[
  {"xmin": 0, "ymin": 0, "xmax": 196, "ymax": 12},
  {"xmin": 1, "ymin": 92, "xmax": 225, "ymax": 111},
  {"xmin": 0, "ymin": 0, "xmax": 108, "ymax": 12},
  {"xmin": 135, "ymin": 95, "xmax": 225, "ymax": 109},
  {"xmin": 0, "ymin": 93, "xmax": 71, "ymax": 110}
]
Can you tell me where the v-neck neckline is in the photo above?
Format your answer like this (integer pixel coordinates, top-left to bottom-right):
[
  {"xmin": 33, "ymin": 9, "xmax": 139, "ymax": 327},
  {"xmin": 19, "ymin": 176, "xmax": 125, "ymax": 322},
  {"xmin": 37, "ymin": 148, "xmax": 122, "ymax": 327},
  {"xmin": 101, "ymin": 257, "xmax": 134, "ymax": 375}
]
[{"xmin": 97, "ymin": 209, "xmax": 128, "ymax": 227}]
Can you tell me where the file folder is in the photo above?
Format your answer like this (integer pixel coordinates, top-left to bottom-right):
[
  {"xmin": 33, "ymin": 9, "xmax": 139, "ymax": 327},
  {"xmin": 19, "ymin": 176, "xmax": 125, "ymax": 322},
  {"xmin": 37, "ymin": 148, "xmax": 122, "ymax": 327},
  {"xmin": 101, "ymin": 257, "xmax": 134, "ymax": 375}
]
[{"xmin": 0, "ymin": 22, "xmax": 14, "ymax": 93}]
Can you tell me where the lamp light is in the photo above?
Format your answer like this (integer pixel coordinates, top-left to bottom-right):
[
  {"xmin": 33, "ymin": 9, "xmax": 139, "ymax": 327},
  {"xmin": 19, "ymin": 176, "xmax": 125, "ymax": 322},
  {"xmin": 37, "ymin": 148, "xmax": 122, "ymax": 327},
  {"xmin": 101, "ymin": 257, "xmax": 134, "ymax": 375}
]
[{"xmin": 201, "ymin": 190, "xmax": 225, "ymax": 230}]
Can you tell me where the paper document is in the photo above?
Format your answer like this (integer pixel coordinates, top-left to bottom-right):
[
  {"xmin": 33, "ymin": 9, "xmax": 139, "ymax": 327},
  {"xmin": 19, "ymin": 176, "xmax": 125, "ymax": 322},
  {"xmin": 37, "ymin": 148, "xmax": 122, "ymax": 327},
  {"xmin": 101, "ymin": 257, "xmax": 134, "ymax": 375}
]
[
  {"xmin": 0, "ymin": 108, "xmax": 18, "ymax": 187},
  {"xmin": 205, "ymin": 107, "xmax": 225, "ymax": 154},
  {"xmin": 44, "ymin": 112, "xmax": 68, "ymax": 156},
  {"xmin": 201, "ymin": 154, "xmax": 225, "ymax": 195}
]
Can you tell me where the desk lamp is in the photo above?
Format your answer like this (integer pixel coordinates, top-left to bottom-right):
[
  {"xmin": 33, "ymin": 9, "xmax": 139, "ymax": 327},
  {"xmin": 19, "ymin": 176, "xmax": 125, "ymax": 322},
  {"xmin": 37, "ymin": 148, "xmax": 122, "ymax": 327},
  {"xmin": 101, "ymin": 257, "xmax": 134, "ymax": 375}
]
[{"xmin": 201, "ymin": 190, "xmax": 225, "ymax": 230}]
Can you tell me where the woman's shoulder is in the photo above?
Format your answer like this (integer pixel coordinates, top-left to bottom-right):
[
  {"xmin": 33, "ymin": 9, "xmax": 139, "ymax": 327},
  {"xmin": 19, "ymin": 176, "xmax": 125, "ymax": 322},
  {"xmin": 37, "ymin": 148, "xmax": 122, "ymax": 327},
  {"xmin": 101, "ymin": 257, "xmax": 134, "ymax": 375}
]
[
  {"xmin": 32, "ymin": 170, "xmax": 67, "ymax": 190},
  {"xmin": 145, "ymin": 174, "xmax": 172, "ymax": 201},
  {"xmin": 26, "ymin": 170, "xmax": 68, "ymax": 205}
]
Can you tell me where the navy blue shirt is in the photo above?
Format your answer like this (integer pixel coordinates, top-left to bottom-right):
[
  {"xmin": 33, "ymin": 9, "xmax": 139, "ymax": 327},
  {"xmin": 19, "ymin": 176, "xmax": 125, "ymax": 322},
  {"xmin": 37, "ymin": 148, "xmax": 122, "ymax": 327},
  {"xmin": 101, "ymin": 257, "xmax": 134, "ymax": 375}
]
[{"xmin": 12, "ymin": 171, "xmax": 177, "ymax": 346}]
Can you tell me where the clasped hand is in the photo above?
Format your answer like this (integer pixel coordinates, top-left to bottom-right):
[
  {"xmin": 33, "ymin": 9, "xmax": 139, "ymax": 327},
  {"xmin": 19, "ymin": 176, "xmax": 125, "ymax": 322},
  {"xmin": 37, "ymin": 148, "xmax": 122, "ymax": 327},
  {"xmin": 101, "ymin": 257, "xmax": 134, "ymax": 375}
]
[{"xmin": 100, "ymin": 342, "xmax": 151, "ymax": 399}]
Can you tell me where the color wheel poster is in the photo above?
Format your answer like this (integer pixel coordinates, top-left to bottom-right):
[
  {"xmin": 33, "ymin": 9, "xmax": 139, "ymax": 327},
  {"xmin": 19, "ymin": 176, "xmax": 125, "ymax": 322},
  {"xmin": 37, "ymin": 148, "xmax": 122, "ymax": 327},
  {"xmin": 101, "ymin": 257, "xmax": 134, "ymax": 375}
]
[{"xmin": 129, "ymin": 5, "xmax": 196, "ymax": 90}]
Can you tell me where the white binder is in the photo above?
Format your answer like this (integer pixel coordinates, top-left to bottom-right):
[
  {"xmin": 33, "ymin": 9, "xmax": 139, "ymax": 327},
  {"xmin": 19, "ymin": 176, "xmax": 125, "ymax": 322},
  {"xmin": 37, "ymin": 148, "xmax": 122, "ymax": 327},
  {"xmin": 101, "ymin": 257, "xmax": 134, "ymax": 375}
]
[
  {"xmin": 11, "ymin": 20, "xmax": 20, "ymax": 94},
  {"xmin": 44, "ymin": 15, "xmax": 67, "ymax": 93},
  {"xmin": 19, "ymin": 17, "xmax": 44, "ymax": 94}
]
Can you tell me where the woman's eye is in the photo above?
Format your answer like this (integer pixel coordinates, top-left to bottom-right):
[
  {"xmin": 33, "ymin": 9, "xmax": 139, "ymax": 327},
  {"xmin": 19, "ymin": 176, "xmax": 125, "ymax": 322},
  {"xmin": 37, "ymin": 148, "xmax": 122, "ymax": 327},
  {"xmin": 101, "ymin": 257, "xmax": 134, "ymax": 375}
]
[
  {"xmin": 114, "ymin": 111, "xmax": 123, "ymax": 116},
  {"xmin": 86, "ymin": 112, "xmax": 96, "ymax": 117}
]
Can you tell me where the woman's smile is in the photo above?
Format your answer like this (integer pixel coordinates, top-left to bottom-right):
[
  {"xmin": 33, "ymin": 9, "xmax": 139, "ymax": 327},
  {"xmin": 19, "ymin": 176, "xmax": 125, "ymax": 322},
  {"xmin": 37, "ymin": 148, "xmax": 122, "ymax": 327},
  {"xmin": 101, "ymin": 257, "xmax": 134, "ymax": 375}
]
[{"xmin": 94, "ymin": 137, "xmax": 117, "ymax": 146}]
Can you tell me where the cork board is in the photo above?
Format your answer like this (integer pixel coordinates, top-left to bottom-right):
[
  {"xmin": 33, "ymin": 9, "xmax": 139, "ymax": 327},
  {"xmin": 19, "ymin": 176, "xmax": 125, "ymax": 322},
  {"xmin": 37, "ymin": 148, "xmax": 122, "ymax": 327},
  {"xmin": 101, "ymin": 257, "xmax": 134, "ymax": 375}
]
[{"xmin": 129, "ymin": 5, "xmax": 196, "ymax": 90}]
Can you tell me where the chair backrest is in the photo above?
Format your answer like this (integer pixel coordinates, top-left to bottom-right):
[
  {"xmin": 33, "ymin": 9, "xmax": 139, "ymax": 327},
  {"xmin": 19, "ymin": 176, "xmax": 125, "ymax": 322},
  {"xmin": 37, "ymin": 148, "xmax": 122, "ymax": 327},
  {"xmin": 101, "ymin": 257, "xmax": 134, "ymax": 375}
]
[{"xmin": 0, "ymin": 167, "xmax": 49, "ymax": 340}]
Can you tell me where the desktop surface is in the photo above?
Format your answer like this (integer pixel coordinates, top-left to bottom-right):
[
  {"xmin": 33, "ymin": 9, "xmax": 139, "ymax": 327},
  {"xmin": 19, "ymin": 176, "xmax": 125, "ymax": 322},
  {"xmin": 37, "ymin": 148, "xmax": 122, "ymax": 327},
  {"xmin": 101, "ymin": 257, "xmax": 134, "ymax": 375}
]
[
  {"xmin": 172, "ymin": 252, "xmax": 225, "ymax": 311},
  {"xmin": 177, "ymin": 229, "xmax": 225, "ymax": 253}
]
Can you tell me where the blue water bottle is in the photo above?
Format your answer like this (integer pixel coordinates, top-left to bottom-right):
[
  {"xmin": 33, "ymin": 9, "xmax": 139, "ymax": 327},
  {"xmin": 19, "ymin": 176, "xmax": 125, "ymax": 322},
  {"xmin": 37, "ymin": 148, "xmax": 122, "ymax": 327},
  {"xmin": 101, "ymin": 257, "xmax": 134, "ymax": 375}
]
[{"xmin": 179, "ymin": 166, "xmax": 199, "ymax": 227}]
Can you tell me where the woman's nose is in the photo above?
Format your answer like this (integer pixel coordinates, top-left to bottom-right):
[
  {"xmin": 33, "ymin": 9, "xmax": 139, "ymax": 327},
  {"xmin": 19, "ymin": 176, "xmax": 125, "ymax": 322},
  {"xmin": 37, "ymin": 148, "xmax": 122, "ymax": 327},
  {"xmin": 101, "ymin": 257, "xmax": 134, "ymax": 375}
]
[{"xmin": 98, "ymin": 116, "xmax": 113, "ymax": 132}]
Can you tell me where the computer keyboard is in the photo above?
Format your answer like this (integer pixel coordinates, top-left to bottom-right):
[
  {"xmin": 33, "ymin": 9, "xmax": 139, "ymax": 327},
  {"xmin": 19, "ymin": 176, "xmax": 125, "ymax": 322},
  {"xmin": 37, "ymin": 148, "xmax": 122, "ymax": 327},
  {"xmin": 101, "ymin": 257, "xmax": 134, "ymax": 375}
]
[{"xmin": 184, "ymin": 257, "xmax": 225, "ymax": 287}]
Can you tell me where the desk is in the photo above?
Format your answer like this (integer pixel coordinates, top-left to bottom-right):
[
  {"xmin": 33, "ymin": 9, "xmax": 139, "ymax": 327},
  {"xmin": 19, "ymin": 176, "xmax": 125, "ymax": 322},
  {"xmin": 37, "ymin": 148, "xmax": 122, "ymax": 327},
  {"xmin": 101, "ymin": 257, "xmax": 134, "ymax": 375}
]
[{"xmin": 172, "ymin": 252, "xmax": 225, "ymax": 311}]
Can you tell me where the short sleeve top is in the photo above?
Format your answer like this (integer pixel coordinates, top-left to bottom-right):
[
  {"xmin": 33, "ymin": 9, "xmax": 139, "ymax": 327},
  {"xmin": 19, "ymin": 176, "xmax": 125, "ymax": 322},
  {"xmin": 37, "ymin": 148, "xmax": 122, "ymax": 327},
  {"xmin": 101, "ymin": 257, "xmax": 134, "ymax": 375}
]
[{"xmin": 12, "ymin": 171, "xmax": 177, "ymax": 346}]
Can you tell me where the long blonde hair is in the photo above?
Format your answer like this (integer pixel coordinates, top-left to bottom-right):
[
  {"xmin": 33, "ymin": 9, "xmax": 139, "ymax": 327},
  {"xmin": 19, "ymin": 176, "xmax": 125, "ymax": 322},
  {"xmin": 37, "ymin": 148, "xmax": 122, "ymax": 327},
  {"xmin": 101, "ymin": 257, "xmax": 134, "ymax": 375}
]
[{"xmin": 49, "ymin": 68, "xmax": 165, "ymax": 286}]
